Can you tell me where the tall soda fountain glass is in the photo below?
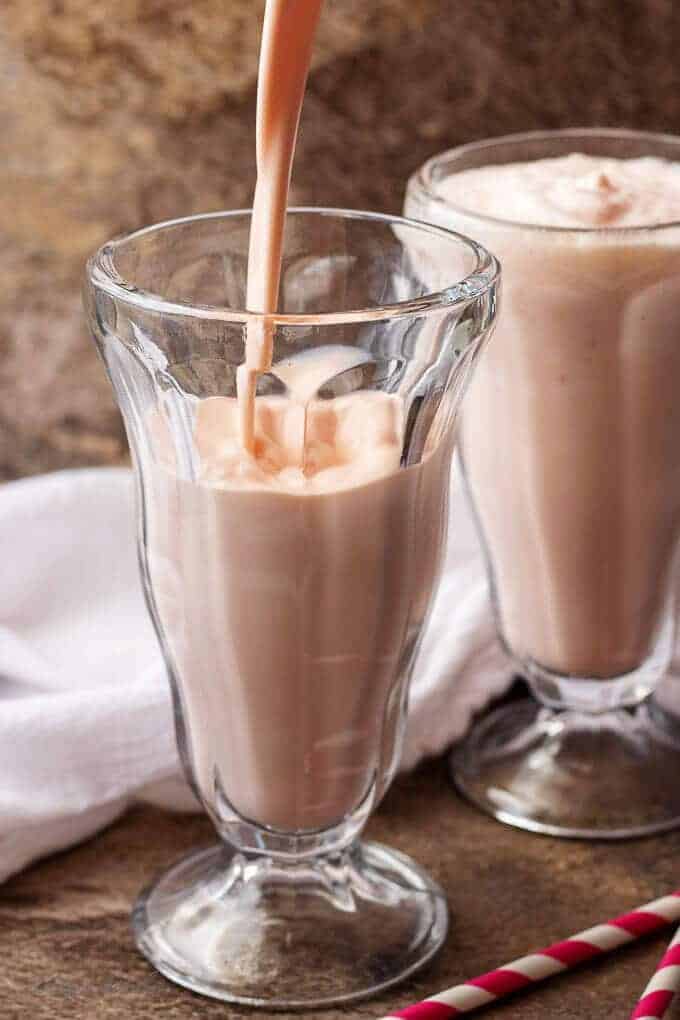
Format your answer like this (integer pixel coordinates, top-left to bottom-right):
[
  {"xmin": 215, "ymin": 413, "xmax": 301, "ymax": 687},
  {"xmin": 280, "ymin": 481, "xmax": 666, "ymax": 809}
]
[
  {"xmin": 406, "ymin": 130, "xmax": 680, "ymax": 839},
  {"xmin": 84, "ymin": 208, "xmax": 498, "ymax": 1007}
]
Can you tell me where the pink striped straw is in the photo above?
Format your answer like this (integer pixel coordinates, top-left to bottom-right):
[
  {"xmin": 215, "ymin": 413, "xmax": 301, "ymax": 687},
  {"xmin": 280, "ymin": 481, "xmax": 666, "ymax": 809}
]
[
  {"xmin": 382, "ymin": 890, "xmax": 680, "ymax": 1019},
  {"xmin": 630, "ymin": 925, "xmax": 680, "ymax": 1020}
]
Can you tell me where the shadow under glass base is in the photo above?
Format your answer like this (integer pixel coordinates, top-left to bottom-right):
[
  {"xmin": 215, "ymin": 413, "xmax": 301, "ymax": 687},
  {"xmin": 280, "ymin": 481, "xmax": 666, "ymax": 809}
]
[
  {"xmin": 450, "ymin": 697, "xmax": 680, "ymax": 840},
  {"xmin": 132, "ymin": 840, "xmax": 448, "ymax": 1008}
]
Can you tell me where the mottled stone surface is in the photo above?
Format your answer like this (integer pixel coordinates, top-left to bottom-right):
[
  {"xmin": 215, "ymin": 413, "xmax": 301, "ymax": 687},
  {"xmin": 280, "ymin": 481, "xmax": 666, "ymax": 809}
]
[
  {"xmin": 2, "ymin": 760, "xmax": 679, "ymax": 1019},
  {"xmin": 2, "ymin": 0, "xmax": 680, "ymax": 477}
]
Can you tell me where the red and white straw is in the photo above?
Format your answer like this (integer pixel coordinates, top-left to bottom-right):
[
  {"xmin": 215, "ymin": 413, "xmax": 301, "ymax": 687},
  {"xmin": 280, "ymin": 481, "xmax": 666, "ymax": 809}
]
[
  {"xmin": 382, "ymin": 890, "xmax": 680, "ymax": 1019},
  {"xmin": 629, "ymin": 925, "xmax": 680, "ymax": 1020}
]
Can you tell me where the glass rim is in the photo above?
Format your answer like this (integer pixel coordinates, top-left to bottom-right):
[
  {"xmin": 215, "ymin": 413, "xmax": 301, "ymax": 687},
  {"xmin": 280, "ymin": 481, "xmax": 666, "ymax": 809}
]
[
  {"xmin": 410, "ymin": 127, "xmax": 680, "ymax": 234},
  {"xmin": 86, "ymin": 206, "xmax": 500, "ymax": 326}
]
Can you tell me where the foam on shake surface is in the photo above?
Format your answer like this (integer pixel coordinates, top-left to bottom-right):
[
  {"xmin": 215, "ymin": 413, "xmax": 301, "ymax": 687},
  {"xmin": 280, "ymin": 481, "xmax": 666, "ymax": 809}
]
[
  {"xmin": 197, "ymin": 347, "xmax": 402, "ymax": 493},
  {"xmin": 437, "ymin": 153, "xmax": 680, "ymax": 228}
]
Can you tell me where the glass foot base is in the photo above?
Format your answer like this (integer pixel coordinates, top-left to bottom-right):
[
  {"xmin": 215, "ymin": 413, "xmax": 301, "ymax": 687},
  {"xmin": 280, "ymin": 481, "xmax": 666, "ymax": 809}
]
[
  {"xmin": 451, "ymin": 697, "xmax": 680, "ymax": 840},
  {"xmin": 132, "ymin": 840, "xmax": 448, "ymax": 1008}
]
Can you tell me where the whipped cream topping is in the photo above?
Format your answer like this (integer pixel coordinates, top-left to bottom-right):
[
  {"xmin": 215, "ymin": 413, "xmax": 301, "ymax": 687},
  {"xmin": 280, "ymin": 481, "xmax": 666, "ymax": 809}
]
[{"xmin": 436, "ymin": 153, "xmax": 680, "ymax": 228}]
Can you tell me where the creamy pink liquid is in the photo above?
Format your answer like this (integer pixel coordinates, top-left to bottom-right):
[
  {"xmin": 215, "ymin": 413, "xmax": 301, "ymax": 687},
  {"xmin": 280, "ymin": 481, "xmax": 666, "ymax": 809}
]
[
  {"xmin": 147, "ymin": 349, "xmax": 452, "ymax": 831},
  {"xmin": 433, "ymin": 155, "xmax": 680, "ymax": 678}
]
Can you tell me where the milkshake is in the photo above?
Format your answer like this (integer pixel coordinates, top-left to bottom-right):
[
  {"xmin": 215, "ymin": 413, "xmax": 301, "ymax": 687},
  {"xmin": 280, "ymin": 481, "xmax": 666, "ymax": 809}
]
[
  {"xmin": 409, "ymin": 143, "xmax": 680, "ymax": 680},
  {"xmin": 407, "ymin": 130, "xmax": 680, "ymax": 840},
  {"xmin": 138, "ymin": 0, "xmax": 452, "ymax": 835},
  {"xmin": 147, "ymin": 347, "xmax": 453, "ymax": 832}
]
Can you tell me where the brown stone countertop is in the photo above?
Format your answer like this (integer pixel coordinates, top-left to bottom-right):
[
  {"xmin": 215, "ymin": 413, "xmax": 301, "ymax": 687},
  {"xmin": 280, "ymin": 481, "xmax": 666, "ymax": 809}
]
[{"xmin": 2, "ymin": 757, "xmax": 679, "ymax": 1019}]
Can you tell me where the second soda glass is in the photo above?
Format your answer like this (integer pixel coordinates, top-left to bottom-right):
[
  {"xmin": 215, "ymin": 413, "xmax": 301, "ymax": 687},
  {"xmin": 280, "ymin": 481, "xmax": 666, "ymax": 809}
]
[{"xmin": 407, "ymin": 129, "xmax": 680, "ymax": 839}]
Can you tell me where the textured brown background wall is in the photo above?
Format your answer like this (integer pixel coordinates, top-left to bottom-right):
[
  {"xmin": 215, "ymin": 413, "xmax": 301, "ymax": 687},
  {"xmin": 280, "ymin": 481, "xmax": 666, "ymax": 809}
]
[{"xmin": 2, "ymin": 0, "xmax": 680, "ymax": 479}]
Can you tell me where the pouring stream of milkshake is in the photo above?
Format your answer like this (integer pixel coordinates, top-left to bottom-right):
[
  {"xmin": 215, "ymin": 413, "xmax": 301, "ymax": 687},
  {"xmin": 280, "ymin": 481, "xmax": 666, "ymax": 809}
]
[{"xmin": 238, "ymin": 0, "xmax": 324, "ymax": 453}]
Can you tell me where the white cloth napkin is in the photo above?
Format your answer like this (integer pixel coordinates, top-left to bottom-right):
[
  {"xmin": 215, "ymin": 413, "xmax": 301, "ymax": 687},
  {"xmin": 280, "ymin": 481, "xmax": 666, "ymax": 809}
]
[{"xmin": 2, "ymin": 466, "xmax": 677, "ymax": 883}]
